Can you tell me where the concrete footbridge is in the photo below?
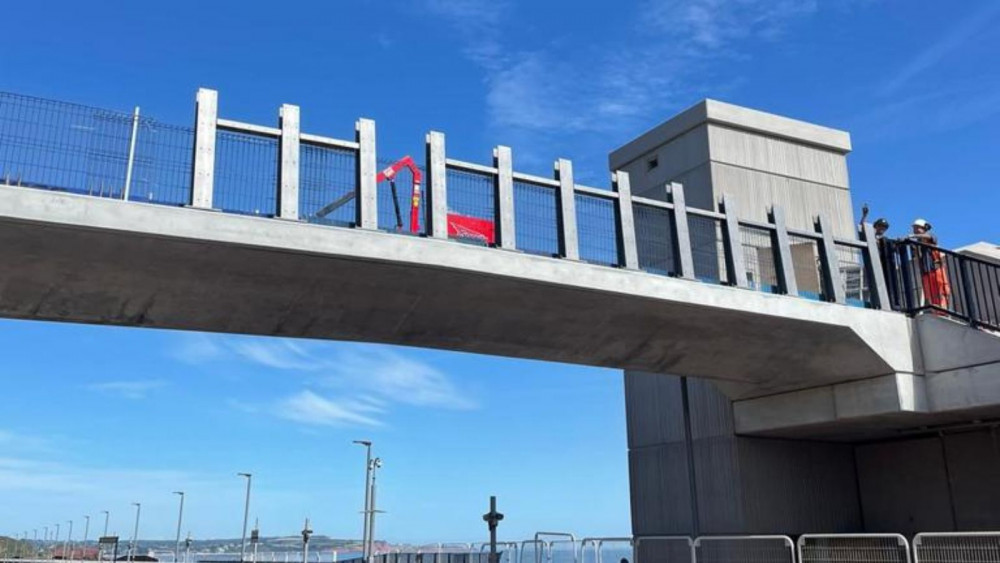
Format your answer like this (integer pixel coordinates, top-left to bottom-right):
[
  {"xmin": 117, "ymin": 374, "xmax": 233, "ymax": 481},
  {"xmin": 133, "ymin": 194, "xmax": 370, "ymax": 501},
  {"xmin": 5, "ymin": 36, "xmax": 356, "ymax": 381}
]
[{"xmin": 0, "ymin": 88, "xmax": 995, "ymax": 407}]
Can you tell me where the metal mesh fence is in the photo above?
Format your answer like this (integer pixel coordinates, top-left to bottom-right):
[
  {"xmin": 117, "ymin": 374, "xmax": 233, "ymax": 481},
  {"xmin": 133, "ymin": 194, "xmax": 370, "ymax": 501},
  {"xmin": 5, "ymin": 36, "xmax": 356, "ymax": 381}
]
[
  {"xmin": 446, "ymin": 167, "xmax": 495, "ymax": 245},
  {"xmin": 739, "ymin": 225, "xmax": 780, "ymax": 293},
  {"xmin": 300, "ymin": 143, "xmax": 357, "ymax": 226},
  {"xmin": 966, "ymin": 257, "xmax": 1000, "ymax": 330},
  {"xmin": 576, "ymin": 193, "xmax": 620, "ymax": 266},
  {"xmin": 694, "ymin": 537, "xmax": 793, "ymax": 563},
  {"xmin": 213, "ymin": 129, "xmax": 277, "ymax": 216},
  {"xmin": 127, "ymin": 118, "xmax": 194, "ymax": 206},
  {"xmin": 835, "ymin": 243, "xmax": 868, "ymax": 307},
  {"xmin": 914, "ymin": 533, "xmax": 1000, "ymax": 563},
  {"xmin": 798, "ymin": 535, "xmax": 910, "ymax": 563},
  {"xmin": 514, "ymin": 180, "xmax": 560, "ymax": 256},
  {"xmin": 0, "ymin": 92, "xmax": 134, "ymax": 198},
  {"xmin": 788, "ymin": 234, "xmax": 824, "ymax": 300},
  {"xmin": 689, "ymin": 215, "xmax": 728, "ymax": 284},
  {"xmin": 598, "ymin": 540, "xmax": 634, "ymax": 563},
  {"xmin": 633, "ymin": 204, "xmax": 676, "ymax": 276},
  {"xmin": 377, "ymin": 158, "xmax": 426, "ymax": 234}
]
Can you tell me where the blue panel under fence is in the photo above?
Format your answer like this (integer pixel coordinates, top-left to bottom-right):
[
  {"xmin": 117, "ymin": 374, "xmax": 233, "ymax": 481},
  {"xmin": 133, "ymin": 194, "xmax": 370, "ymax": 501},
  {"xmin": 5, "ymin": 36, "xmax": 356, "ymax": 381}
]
[
  {"xmin": 300, "ymin": 143, "xmax": 356, "ymax": 226},
  {"xmin": 127, "ymin": 118, "xmax": 193, "ymax": 206},
  {"xmin": 513, "ymin": 180, "xmax": 559, "ymax": 256},
  {"xmin": 575, "ymin": 192, "xmax": 620, "ymax": 266},
  {"xmin": 213, "ymin": 129, "xmax": 278, "ymax": 217},
  {"xmin": 0, "ymin": 92, "xmax": 133, "ymax": 198}
]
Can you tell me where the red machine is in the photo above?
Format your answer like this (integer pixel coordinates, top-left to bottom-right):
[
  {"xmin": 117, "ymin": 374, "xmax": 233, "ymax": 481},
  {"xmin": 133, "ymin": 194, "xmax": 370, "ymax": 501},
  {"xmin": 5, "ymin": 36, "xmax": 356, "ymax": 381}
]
[{"xmin": 314, "ymin": 155, "xmax": 495, "ymax": 244}]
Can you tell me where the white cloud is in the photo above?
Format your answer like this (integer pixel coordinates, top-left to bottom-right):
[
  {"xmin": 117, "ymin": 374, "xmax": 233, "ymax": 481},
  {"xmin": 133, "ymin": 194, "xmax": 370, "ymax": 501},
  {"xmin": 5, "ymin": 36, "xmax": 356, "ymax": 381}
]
[
  {"xmin": 329, "ymin": 348, "xmax": 477, "ymax": 410},
  {"xmin": 274, "ymin": 390, "xmax": 385, "ymax": 428},
  {"xmin": 87, "ymin": 379, "xmax": 167, "ymax": 400}
]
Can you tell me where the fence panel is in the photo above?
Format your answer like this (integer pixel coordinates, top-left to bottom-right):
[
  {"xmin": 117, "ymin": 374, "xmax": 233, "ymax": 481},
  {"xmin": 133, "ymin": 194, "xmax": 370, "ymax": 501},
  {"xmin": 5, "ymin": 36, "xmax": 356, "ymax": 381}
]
[
  {"xmin": 514, "ymin": 180, "xmax": 560, "ymax": 256},
  {"xmin": 693, "ymin": 536, "xmax": 794, "ymax": 563},
  {"xmin": 213, "ymin": 129, "xmax": 278, "ymax": 216},
  {"xmin": 688, "ymin": 215, "xmax": 729, "ymax": 284},
  {"xmin": 633, "ymin": 203, "xmax": 676, "ymax": 276},
  {"xmin": 376, "ymin": 158, "xmax": 426, "ymax": 234},
  {"xmin": 300, "ymin": 143, "xmax": 357, "ymax": 226},
  {"xmin": 739, "ymin": 225, "xmax": 780, "ymax": 293},
  {"xmin": 834, "ymin": 242, "xmax": 868, "ymax": 308},
  {"xmin": 575, "ymin": 192, "xmax": 620, "ymax": 266},
  {"xmin": 914, "ymin": 532, "xmax": 1000, "ymax": 563},
  {"xmin": 0, "ymin": 92, "xmax": 134, "ymax": 198},
  {"xmin": 798, "ymin": 534, "xmax": 910, "ymax": 563},
  {"xmin": 128, "ymin": 118, "xmax": 194, "ymax": 206},
  {"xmin": 634, "ymin": 537, "xmax": 692, "ymax": 563},
  {"xmin": 446, "ymin": 166, "xmax": 495, "ymax": 245},
  {"xmin": 787, "ymin": 233, "xmax": 824, "ymax": 300}
]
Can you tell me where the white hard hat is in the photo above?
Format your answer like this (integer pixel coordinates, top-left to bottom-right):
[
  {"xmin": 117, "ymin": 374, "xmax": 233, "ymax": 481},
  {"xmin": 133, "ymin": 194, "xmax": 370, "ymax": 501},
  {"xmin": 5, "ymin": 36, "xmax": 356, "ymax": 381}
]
[{"xmin": 912, "ymin": 218, "xmax": 931, "ymax": 229}]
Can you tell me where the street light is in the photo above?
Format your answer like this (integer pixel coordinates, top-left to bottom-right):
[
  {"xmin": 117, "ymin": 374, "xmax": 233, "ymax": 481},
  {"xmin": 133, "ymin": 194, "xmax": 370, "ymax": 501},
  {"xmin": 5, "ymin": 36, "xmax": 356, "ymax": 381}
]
[
  {"xmin": 82, "ymin": 515, "xmax": 90, "ymax": 562},
  {"xmin": 237, "ymin": 473, "xmax": 252, "ymax": 563},
  {"xmin": 173, "ymin": 492, "xmax": 185, "ymax": 563},
  {"xmin": 128, "ymin": 503, "xmax": 141, "ymax": 563},
  {"xmin": 352, "ymin": 440, "xmax": 372, "ymax": 563},
  {"xmin": 367, "ymin": 458, "xmax": 383, "ymax": 562},
  {"xmin": 64, "ymin": 520, "xmax": 73, "ymax": 563},
  {"xmin": 100, "ymin": 511, "xmax": 110, "ymax": 563}
]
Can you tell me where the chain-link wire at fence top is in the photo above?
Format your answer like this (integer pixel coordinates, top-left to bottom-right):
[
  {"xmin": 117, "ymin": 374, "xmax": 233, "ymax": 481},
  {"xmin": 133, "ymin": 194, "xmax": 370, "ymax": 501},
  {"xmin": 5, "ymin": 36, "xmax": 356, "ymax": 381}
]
[
  {"xmin": 0, "ymin": 92, "xmax": 134, "ymax": 199},
  {"xmin": 213, "ymin": 129, "xmax": 278, "ymax": 216},
  {"xmin": 787, "ymin": 233, "xmax": 824, "ymax": 300},
  {"xmin": 300, "ymin": 143, "xmax": 356, "ymax": 227},
  {"xmin": 739, "ymin": 225, "xmax": 780, "ymax": 293},
  {"xmin": 798, "ymin": 534, "xmax": 910, "ymax": 563},
  {"xmin": 446, "ymin": 167, "xmax": 495, "ymax": 245},
  {"xmin": 693, "ymin": 536, "xmax": 794, "ymax": 563},
  {"xmin": 913, "ymin": 533, "xmax": 1000, "ymax": 563},
  {"xmin": 514, "ymin": 179, "xmax": 560, "ymax": 256},
  {"xmin": 576, "ymin": 192, "xmax": 620, "ymax": 266}
]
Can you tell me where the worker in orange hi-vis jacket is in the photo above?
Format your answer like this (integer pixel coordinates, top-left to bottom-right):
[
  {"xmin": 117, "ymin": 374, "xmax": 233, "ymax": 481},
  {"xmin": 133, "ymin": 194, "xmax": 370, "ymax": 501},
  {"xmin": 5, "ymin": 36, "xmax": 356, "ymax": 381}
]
[{"xmin": 908, "ymin": 218, "xmax": 951, "ymax": 311}]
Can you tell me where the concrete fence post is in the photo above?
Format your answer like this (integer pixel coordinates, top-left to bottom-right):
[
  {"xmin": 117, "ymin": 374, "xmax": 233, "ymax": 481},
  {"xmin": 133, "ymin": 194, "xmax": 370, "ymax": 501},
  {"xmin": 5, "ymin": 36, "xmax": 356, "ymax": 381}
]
[
  {"xmin": 613, "ymin": 171, "xmax": 639, "ymax": 270},
  {"xmin": 770, "ymin": 206, "xmax": 799, "ymax": 297},
  {"xmin": 356, "ymin": 118, "xmax": 378, "ymax": 229},
  {"xmin": 278, "ymin": 103, "xmax": 301, "ymax": 221},
  {"xmin": 720, "ymin": 195, "xmax": 748, "ymax": 288},
  {"xmin": 669, "ymin": 182, "xmax": 695, "ymax": 280},
  {"xmin": 494, "ymin": 145, "xmax": 516, "ymax": 249},
  {"xmin": 426, "ymin": 131, "xmax": 448, "ymax": 239},
  {"xmin": 190, "ymin": 88, "xmax": 218, "ymax": 209},
  {"xmin": 555, "ymin": 158, "xmax": 579, "ymax": 260},
  {"xmin": 816, "ymin": 213, "xmax": 845, "ymax": 304},
  {"xmin": 861, "ymin": 222, "xmax": 892, "ymax": 310}
]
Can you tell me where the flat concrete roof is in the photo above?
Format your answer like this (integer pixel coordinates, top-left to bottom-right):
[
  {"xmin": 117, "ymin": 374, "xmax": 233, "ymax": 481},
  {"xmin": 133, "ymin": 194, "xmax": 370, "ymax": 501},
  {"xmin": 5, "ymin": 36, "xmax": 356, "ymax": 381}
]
[{"xmin": 609, "ymin": 98, "xmax": 853, "ymax": 171}]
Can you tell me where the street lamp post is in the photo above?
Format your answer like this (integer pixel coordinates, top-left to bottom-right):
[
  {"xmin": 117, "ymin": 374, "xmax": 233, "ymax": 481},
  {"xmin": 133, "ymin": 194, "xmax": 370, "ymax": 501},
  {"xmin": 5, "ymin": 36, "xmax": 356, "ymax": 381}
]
[
  {"xmin": 352, "ymin": 440, "xmax": 372, "ymax": 563},
  {"xmin": 173, "ymin": 492, "xmax": 185, "ymax": 563},
  {"xmin": 237, "ymin": 473, "xmax": 252, "ymax": 563},
  {"xmin": 128, "ymin": 503, "xmax": 141, "ymax": 563},
  {"xmin": 367, "ymin": 458, "xmax": 382, "ymax": 561},
  {"xmin": 100, "ymin": 511, "xmax": 110, "ymax": 563},
  {"xmin": 65, "ymin": 520, "xmax": 74, "ymax": 562},
  {"xmin": 82, "ymin": 516, "xmax": 90, "ymax": 562}
]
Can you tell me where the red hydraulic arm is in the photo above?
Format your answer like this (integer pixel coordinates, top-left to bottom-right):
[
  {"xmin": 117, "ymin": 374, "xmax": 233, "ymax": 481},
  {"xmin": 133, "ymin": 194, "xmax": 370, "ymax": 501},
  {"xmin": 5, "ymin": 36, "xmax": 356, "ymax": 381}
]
[{"xmin": 377, "ymin": 156, "xmax": 422, "ymax": 234}]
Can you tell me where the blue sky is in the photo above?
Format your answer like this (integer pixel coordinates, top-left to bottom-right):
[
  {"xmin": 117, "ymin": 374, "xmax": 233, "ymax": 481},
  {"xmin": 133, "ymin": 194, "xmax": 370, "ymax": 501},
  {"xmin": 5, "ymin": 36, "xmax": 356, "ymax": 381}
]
[{"xmin": 1, "ymin": 0, "xmax": 999, "ymax": 544}]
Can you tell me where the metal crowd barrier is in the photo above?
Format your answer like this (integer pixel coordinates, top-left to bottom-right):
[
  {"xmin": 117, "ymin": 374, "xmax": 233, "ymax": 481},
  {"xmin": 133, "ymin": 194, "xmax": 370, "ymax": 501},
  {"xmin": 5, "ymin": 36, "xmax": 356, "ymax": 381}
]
[
  {"xmin": 798, "ymin": 534, "xmax": 910, "ymax": 563},
  {"xmin": 694, "ymin": 536, "xmax": 794, "ymax": 563},
  {"xmin": 913, "ymin": 533, "xmax": 1000, "ymax": 563}
]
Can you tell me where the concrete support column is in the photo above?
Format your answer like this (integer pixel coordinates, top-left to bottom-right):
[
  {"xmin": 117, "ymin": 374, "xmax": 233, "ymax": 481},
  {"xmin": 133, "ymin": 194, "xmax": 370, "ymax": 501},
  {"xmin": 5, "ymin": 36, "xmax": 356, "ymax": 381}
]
[
  {"xmin": 278, "ymin": 104, "xmax": 300, "ymax": 221},
  {"xmin": 861, "ymin": 222, "xmax": 891, "ymax": 311},
  {"xmin": 816, "ymin": 213, "xmax": 845, "ymax": 304},
  {"xmin": 669, "ymin": 182, "xmax": 695, "ymax": 280},
  {"xmin": 494, "ymin": 145, "xmax": 516, "ymax": 250},
  {"xmin": 720, "ymin": 195, "xmax": 748, "ymax": 289},
  {"xmin": 555, "ymin": 159, "xmax": 579, "ymax": 260},
  {"xmin": 356, "ymin": 118, "xmax": 377, "ymax": 230},
  {"xmin": 425, "ymin": 131, "xmax": 448, "ymax": 239},
  {"xmin": 613, "ymin": 171, "xmax": 639, "ymax": 270},
  {"xmin": 770, "ymin": 206, "xmax": 799, "ymax": 297},
  {"xmin": 191, "ymin": 88, "xmax": 218, "ymax": 210}
]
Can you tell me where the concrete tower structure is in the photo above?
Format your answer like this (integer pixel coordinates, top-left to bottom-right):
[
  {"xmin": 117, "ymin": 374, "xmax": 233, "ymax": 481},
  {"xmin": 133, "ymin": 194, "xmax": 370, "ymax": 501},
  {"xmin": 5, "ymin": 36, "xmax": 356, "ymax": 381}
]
[{"xmin": 611, "ymin": 100, "xmax": 1000, "ymax": 537}]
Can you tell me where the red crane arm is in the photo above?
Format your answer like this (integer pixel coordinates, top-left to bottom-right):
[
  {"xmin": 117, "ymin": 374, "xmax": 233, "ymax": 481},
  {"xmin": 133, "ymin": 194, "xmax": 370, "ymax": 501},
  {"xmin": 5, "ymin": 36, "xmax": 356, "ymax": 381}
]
[{"xmin": 377, "ymin": 155, "xmax": 422, "ymax": 185}]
